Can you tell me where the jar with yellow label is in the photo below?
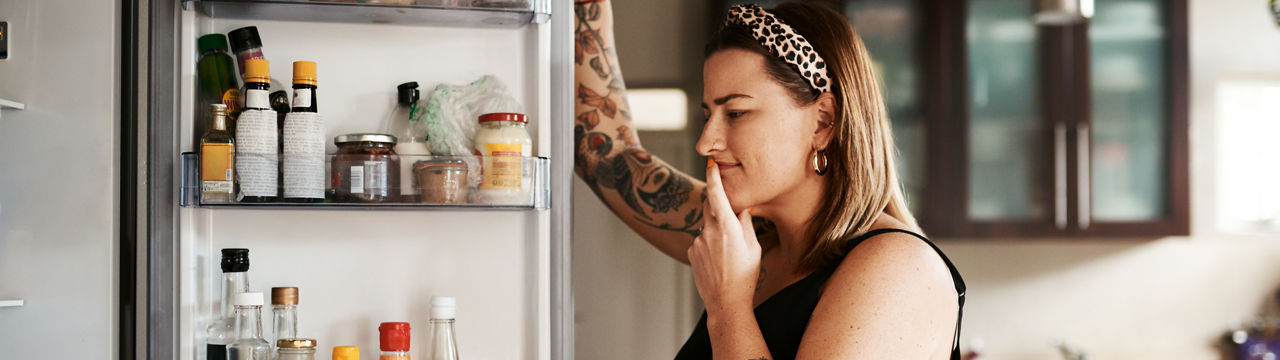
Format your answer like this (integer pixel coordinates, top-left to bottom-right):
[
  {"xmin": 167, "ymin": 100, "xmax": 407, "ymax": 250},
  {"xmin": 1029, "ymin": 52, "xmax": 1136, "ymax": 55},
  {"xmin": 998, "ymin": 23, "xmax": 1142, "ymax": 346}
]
[{"xmin": 473, "ymin": 113, "xmax": 531, "ymax": 204}]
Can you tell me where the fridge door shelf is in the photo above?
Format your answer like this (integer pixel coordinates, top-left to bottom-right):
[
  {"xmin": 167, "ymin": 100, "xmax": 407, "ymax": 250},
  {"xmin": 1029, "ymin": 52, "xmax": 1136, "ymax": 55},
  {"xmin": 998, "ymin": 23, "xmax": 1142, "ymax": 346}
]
[
  {"xmin": 182, "ymin": 154, "xmax": 551, "ymax": 210},
  {"xmin": 186, "ymin": 0, "xmax": 551, "ymax": 27}
]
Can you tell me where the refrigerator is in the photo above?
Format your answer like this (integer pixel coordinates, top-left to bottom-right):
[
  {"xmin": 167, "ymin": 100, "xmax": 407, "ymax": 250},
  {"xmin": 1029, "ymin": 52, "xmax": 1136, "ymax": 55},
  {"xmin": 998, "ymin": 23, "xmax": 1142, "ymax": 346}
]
[{"xmin": 144, "ymin": 0, "xmax": 574, "ymax": 359}]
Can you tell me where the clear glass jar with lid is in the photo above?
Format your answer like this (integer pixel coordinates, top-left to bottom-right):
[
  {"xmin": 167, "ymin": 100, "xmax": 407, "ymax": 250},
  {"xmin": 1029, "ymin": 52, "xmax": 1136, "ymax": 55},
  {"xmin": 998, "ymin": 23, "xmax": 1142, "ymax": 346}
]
[
  {"xmin": 331, "ymin": 134, "xmax": 400, "ymax": 203},
  {"xmin": 473, "ymin": 113, "xmax": 532, "ymax": 204},
  {"xmin": 276, "ymin": 338, "xmax": 317, "ymax": 360}
]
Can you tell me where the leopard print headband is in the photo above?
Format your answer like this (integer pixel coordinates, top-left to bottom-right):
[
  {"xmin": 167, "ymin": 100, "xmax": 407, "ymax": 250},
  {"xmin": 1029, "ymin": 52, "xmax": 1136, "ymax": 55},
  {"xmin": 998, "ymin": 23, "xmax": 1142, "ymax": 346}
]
[{"xmin": 725, "ymin": 4, "xmax": 832, "ymax": 93}]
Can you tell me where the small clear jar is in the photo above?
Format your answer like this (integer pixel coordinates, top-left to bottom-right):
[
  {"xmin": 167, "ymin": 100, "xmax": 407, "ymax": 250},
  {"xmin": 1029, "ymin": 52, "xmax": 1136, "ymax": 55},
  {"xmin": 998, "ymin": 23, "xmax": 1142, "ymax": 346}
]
[
  {"xmin": 276, "ymin": 338, "xmax": 317, "ymax": 360},
  {"xmin": 415, "ymin": 158, "xmax": 469, "ymax": 204},
  {"xmin": 474, "ymin": 113, "xmax": 532, "ymax": 204},
  {"xmin": 331, "ymin": 134, "xmax": 400, "ymax": 203}
]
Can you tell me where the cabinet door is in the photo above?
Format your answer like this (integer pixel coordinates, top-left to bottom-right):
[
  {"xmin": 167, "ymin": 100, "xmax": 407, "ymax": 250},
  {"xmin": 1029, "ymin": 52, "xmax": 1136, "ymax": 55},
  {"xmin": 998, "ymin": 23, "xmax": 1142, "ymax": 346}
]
[{"xmin": 1077, "ymin": 0, "xmax": 1189, "ymax": 236}]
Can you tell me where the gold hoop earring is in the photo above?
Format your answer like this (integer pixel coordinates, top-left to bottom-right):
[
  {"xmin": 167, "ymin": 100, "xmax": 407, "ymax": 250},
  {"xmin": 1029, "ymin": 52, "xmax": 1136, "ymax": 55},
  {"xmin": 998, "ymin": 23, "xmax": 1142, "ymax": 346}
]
[{"xmin": 811, "ymin": 149, "xmax": 829, "ymax": 176}]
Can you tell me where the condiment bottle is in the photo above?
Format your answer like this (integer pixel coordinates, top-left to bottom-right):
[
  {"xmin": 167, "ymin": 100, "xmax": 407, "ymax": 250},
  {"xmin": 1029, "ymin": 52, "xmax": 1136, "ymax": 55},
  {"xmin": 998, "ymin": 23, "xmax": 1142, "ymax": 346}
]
[
  {"xmin": 206, "ymin": 248, "xmax": 251, "ymax": 360},
  {"xmin": 277, "ymin": 338, "xmax": 317, "ymax": 360},
  {"xmin": 229, "ymin": 292, "xmax": 271, "ymax": 360},
  {"xmin": 228, "ymin": 26, "xmax": 264, "ymax": 78},
  {"xmin": 473, "ymin": 113, "xmax": 532, "ymax": 204},
  {"xmin": 378, "ymin": 322, "xmax": 411, "ymax": 360},
  {"xmin": 200, "ymin": 103, "xmax": 236, "ymax": 204},
  {"xmin": 425, "ymin": 297, "xmax": 459, "ymax": 360},
  {"xmin": 271, "ymin": 287, "xmax": 300, "ymax": 348},
  {"xmin": 282, "ymin": 61, "xmax": 325, "ymax": 202},
  {"xmin": 333, "ymin": 346, "xmax": 360, "ymax": 360},
  {"xmin": 236, "ymin": 58, "xmax": 279, "ymax": 203},
  {"xmin": 196, "ymin": 33, "xmax": 241, "ymax": 143},
  {"xmin": 393, "ymin": 82, "xmax": 430, "ymax": 203}
]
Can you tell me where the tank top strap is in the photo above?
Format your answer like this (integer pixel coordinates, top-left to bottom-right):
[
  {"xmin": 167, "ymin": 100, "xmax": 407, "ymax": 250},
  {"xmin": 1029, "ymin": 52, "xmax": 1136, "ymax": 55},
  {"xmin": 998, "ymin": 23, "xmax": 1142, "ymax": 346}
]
[{"xmin": 838, "ymin": 228, "xmax": 967, "ymax": 360}]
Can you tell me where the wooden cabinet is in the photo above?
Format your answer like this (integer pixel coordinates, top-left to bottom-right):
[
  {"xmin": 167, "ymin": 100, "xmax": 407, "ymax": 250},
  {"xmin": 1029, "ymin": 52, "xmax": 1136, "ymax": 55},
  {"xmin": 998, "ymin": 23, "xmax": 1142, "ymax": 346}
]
[{"xmin": 715, "ymin": 0, "xmax": 1189, "ymax": 238}]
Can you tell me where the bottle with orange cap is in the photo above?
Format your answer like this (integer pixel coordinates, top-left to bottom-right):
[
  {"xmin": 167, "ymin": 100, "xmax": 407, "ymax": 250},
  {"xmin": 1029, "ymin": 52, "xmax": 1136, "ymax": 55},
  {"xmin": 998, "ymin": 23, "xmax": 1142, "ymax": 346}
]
[
  {"xmin": 282, "ymin": 60, "xmax": 325, "ymax": 202},
  {"xmin": 333, "ymin": 346, "xmax": 359, "ymax": 360},
  {"xmin": 235, "ymin": 58, "xmax": 279, "ymax": 203},
  {"xmin": 379, "ymin": 322, "xmax": 412, "ymax": 360}
]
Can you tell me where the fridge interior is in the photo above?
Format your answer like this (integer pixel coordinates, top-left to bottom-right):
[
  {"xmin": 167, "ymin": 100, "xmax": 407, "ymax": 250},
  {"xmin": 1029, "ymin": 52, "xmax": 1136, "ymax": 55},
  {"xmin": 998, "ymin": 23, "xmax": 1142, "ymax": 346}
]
[{"xmin": 173, "ymin": 1, "xmax": 559, "ymax": 359}]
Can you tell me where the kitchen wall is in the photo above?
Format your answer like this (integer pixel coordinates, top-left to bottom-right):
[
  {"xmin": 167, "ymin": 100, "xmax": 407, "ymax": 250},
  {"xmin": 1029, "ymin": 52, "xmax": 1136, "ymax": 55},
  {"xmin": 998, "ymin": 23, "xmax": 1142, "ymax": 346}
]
[
  {"xmin": 574, "ymin": 0, "xmax": 1280, "ymax": 359},
  {"xmin": 939, "ymin": 0, "xmax": 1280, "ymax": 358}
]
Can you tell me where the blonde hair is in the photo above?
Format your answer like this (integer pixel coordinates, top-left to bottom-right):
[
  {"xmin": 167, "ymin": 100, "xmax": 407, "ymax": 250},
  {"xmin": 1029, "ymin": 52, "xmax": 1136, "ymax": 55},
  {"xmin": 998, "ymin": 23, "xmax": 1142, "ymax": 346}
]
[{"xmin": 707, "ymin": 2, "xmax": 919, "ymax": 272}]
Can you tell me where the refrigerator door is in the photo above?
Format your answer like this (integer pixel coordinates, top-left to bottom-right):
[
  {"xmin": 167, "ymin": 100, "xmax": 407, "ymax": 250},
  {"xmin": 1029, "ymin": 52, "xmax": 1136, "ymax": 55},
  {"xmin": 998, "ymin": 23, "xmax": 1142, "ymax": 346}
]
[
  {"xmin": 0, "ymin": 0, "xmax": 124, "ymax": 358},
  {"xmin": 146, "ymin": 1, "xmax": 573, "ymax": 359}
]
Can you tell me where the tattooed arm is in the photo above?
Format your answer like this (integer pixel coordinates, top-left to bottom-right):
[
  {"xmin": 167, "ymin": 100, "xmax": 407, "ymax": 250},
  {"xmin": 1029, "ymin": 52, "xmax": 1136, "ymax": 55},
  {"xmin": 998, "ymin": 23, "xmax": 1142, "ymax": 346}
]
[{"xmin": 574, "ymin": 0, "xmax": 706, "ymax": 264}]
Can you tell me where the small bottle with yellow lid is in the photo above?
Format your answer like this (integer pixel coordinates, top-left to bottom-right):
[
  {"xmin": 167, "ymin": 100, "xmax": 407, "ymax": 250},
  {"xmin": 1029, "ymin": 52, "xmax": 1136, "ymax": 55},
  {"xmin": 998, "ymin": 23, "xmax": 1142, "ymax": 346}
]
[
  {"xmin": 236, "ymin": 58, "xmax": 279, "ymax": 203},
  {"xmin": 333, "ymin": 346, "xmax": 359, "ymax": 360},
  {"xmin": 282, "ymin": 61, "xmax": 325, "ymax": 202}
]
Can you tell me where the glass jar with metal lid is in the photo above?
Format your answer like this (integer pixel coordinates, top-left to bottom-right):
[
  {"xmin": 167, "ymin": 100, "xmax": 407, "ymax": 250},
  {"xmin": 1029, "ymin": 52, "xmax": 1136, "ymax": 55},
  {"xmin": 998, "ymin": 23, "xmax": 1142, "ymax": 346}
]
[
  {"xmin": 331, "ymin": 134, "xmax": 400, "ymax": 203},
  {"xmin": 276, "ymin": 338, "xmax": 317, "ymax": 360}
]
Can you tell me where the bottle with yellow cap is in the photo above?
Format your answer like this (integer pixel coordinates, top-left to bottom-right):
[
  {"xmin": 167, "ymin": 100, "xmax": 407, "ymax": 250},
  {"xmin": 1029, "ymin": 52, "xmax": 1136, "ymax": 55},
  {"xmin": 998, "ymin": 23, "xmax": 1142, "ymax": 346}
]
[
  {"xmin": 282, "ymin": 61, "xmax": 325, "ymax": 202},
  {"xmin": 235, "ymin": 58, "xmax": 279, "ymax": 203},
  {"xmin": 333, "ymin": 346, "xmax": 360, "ymax": 360}
]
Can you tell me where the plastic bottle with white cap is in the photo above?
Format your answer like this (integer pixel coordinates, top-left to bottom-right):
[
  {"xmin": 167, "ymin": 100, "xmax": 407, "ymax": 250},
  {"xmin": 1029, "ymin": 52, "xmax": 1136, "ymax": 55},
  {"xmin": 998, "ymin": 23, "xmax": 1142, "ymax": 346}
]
[
  {"xmin": 424, "ymin": 296, "xmax": 459, "ymax": 360},
  {"xmin": 229, "ymin": 292, "xmax": 272, "ymax": 360}
]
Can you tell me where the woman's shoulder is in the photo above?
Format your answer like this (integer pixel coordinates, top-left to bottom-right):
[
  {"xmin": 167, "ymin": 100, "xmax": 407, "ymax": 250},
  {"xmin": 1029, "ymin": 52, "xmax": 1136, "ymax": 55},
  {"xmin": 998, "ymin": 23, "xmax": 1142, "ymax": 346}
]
[{"xmin": 830, "ymin": 226, "xmax": 957, "ymax": 298}]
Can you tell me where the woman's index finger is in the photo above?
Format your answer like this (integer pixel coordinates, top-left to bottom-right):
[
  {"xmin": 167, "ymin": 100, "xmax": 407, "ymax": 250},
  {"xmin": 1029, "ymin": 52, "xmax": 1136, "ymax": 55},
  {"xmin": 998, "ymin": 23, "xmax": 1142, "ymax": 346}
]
[{"xmin": 704, "ymin": 159, "xmax": 735, "ymax": 221}]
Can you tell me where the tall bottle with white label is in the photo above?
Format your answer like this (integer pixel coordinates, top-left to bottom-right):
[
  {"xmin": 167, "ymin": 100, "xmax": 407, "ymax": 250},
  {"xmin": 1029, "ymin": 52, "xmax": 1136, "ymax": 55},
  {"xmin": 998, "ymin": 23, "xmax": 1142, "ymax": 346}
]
[
  {"xmin": 200, "ymin": 103, "xmax": 235, "ymax": 204},
  {"xmin": 236, "ymin": 58, "xmax": 279, "ymax": 203},
  {"xmin": 282, "ymin": 61, "xmax": 325, "ymax": 202}
]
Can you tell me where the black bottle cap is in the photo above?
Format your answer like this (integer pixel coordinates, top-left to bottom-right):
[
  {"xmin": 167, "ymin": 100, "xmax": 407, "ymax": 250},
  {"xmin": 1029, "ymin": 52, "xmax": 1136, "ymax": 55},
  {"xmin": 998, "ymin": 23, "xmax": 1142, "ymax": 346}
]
[
  {"xmin": 270, "ymin": 90, "xmax": 291, "ymax": 113},
  {"xmin": 397, "ymin": 82, "xmax": 420, "ymax": 106},
  {"xmin": 220, "ymin": 248, "xmax": 250, "ymax": 273},
  {"xmin": 227, "ymin": 26, "xmax": 263, "ymax": 53}
]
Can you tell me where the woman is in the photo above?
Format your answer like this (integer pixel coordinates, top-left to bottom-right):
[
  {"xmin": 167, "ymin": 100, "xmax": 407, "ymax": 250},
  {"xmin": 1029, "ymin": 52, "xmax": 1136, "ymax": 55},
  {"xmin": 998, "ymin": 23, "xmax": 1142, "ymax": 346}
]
[{"xmin": 573, "ymin": 1, "xmax": 965, "ymax": 359}]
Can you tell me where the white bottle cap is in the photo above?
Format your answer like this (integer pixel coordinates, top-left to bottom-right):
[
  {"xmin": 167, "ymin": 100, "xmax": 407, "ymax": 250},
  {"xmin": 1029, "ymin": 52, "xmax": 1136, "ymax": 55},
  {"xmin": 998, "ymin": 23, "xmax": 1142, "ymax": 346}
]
[
  {"xmin": 430, "ymin": 296, "xmax": 456, "ymax": 319},
  {"xmin": 235, "ymin": 292, "xmax": 264, "ymax": 307}
]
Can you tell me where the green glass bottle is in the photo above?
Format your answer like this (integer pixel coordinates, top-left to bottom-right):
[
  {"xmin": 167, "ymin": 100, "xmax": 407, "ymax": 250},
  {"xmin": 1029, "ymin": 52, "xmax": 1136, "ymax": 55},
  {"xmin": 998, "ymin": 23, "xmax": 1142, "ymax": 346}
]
[{"xmin": 196, "ymin": 33, "xmax": 242, "ymax": 146}]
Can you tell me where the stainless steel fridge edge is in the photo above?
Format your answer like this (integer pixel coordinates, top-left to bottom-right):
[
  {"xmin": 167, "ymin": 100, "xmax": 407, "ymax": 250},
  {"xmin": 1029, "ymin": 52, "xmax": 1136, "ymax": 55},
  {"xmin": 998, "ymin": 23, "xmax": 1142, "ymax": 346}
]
[
  {"xmin": 549, "ymin": 0, "xmax": 574, "ymax": 358},
  {"xmin": 145, "ymin": 0, "xmax": 181, "ymax": 358}
]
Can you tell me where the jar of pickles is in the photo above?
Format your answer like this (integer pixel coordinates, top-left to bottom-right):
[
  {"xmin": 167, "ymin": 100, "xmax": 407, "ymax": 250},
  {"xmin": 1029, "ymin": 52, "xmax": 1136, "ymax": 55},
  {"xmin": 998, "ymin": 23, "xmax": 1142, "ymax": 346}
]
[{"xmin": 331, "ymin": 134, "xmax": 400, "ymax": 203}]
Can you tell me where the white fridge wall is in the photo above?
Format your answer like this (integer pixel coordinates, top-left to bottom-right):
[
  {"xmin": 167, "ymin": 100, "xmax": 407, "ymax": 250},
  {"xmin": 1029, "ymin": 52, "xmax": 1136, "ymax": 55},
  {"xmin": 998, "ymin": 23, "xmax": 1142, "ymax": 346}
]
[{"xmin": 175, "ymin": 8, "xmax": 554, "ymax": 360}]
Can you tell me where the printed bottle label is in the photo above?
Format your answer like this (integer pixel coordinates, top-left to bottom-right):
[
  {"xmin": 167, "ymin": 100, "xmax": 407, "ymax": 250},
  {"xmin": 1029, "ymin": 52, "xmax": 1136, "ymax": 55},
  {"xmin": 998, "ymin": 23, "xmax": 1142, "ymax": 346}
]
[
  {"xmin": 234, "ymin": 109, "xmax": 279, "ymax": 197},
  {"xmin": 350, "ymin": 165, "xmax": 365, "ymax": 194},
  {"xmin": 220, "ymin": 88, "xmax": 242, "ymax": 118},
  {"xmin": 292, "ymin": 88, "xmax": 312, "ymax": 108},
  {"xmin": 282, "ymin": 112, "xmax": 325, "ymax": 199},
  {"xmin": 200, "ymin": 143, "xmax": 234, "ymax": 194},
  {"xmin": 481, "ymin": 143, "xmax": 524, "ymax": 190}
]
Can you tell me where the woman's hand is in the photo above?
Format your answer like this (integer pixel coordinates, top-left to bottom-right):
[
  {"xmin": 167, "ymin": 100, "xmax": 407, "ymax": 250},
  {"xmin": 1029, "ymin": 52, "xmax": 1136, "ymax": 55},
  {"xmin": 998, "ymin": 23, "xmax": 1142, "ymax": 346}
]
[{"xmin": 688, "ymin": 159, "xmax": 762, "ymax": 314}]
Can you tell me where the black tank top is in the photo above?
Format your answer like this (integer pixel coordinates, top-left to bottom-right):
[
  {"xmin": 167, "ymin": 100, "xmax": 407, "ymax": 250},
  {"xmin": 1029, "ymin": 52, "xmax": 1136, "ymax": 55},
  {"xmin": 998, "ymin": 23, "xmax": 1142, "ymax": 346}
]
[{"xmin": 673, "ymin": 229, "xmax": 966, "ymax": 360}]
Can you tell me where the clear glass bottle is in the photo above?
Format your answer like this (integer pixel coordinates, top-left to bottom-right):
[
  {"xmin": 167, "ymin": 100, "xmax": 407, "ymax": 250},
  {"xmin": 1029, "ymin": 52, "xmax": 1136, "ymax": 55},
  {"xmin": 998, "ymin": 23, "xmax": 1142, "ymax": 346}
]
[
  {"xmin": 379, "ymin": 322, "xmax": 411, "ymax": 360},
  {"xmin": 276, "ymin": 338, "xmax": 317, "ymax": 360},
  {"xmin": 271, "ymin": 287, "xmax": 299, "ymax": 348},
  {"xmin": 424, "ymin": 297, "xmax": 459, "ymax": 360},
  {"xmin": 207, "ymin": 248, "xmax": 251, "ymax": 360},
  {"xmin": 229, "ymin": 292, "xmax": 272, "ymax": 360},
  {"xmin": 201, "ymin": 104, "xmax": 236, "ymax": 204},
  {"xmin": 393, "ymin": 82, "xmax": 430, "ymax": 203}
]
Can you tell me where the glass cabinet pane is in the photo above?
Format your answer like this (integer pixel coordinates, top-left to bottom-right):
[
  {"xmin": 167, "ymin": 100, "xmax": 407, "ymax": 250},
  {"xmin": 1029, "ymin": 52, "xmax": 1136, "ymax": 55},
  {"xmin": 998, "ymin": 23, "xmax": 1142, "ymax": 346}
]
[
  {"xmin": 966, "ymin": 0, "xmax": 1049, "ymax": 221},
  {"xmin": 846, "ymin": 0, "xmax": 926, "ymax": 215},
  {"xmin": 1088, "ymin": 0, "xmax": 1167, "ymax": 222}
]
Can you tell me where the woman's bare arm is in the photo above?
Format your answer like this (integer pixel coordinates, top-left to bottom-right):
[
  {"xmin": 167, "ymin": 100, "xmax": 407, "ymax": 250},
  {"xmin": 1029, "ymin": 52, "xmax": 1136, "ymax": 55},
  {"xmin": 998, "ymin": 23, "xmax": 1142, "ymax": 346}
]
[{"xmin": 574, "ymin": 0, "xmax": 706, "ymax": 263}]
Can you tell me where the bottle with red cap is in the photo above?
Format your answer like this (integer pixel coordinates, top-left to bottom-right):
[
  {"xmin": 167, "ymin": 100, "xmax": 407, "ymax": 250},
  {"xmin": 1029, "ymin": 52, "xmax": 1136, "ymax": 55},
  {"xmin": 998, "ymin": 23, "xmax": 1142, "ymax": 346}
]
[{"xmin": 379, "ymin": 322, "xmax": 412, "ymax": 360}]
